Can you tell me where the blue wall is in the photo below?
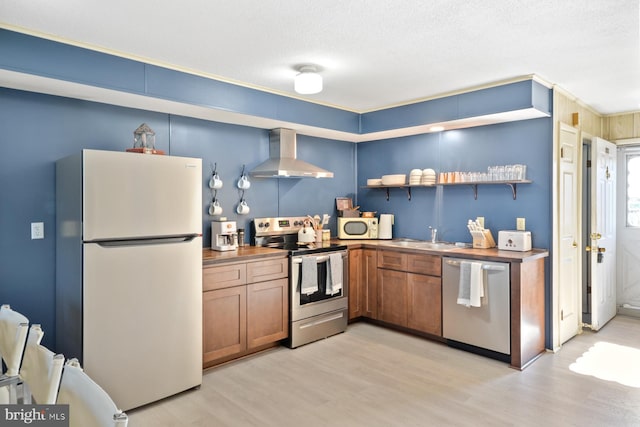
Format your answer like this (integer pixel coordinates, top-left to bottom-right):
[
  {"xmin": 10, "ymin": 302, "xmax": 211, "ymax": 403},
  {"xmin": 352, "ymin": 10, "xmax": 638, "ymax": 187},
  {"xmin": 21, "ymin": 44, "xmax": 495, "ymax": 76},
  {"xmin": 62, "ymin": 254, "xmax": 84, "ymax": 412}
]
[
  {"xmin": 357, "ymin": 118, "xmax": 552, "ymax": 247},
  {"xmin": 0, "ymin": 88, "xmax": 355, "ymax": 349}
]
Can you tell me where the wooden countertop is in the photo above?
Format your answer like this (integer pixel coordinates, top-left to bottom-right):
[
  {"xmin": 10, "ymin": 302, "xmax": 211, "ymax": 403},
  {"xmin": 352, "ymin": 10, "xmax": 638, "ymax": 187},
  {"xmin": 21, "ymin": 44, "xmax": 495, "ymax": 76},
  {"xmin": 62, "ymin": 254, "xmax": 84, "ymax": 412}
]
[
  {"xmin": 333, "ymin": 239, "xmax": 548, "ymax": 263},
  {"xmin": 203, "ymin": 246, "xmax": 288, "ymax": 266},
  {"xmin": 202, "ymin": 239, "xmax": 548, "ymax": 265}
]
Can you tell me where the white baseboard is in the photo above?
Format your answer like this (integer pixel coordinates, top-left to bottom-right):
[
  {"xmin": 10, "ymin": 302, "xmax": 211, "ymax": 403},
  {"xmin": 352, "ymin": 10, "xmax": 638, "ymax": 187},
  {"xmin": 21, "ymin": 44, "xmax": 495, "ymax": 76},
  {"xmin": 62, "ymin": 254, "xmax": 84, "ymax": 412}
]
[{"xmin": 617, "ymin": 305, "xmax": 640, "ymax": 318}]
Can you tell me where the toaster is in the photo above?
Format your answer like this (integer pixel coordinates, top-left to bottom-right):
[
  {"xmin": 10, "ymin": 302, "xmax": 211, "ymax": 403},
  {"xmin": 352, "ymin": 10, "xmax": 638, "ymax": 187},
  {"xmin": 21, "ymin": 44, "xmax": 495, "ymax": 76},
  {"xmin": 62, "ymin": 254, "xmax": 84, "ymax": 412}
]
[{"xmin": 498, "ymin": 230, "xmax": 532, "ymax": 251}]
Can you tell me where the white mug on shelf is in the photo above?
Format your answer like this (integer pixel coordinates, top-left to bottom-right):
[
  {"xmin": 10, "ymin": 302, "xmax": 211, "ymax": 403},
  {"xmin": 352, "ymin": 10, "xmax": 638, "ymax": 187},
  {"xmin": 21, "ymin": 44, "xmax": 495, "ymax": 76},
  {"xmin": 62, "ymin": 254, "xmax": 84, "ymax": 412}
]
[
  {"xmin": 209, "ymin": 173, "xmax": 223, "ymax": 189},
  {"xmin": 237, "ymin": 175, "xmax": 251, "ymax": 190},
  {"xmin": 236, "ymin": 200, "xmax": 250, "ymax": 215}
]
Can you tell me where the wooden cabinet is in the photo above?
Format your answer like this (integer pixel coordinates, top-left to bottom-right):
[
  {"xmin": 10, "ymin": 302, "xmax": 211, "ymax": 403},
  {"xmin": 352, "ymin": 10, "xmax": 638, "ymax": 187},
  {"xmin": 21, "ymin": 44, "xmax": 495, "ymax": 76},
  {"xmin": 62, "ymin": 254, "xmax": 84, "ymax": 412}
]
[
  {"xmin": 348, "ymin": 249, "xmax": 377, "ymax": 320},
  {"xmin": 203, "ymin": 256, "xmax": 288, "ymax": 367},
  {"xmin": 378, "ymin": 250, "xmax": 407, "ymax": 270},
  {"xmin": 348, "ymin": 249, "xmax": 362, "ymax": 319},
  {"xmin": 376, "ymin": 249, "xmax": 442, "ymax": 336},
  {"xmin": 377, "ymin": 267, "xmax": 408, "ymax": 326},
  {"xmin": 407, "ymin": 273, "xmax": 441, "ymax": 335},
  {"xmin": 247, "ymin": 278, "xmax": 288, "ymax": 348},
  {"xmin": 203, "ymin": 285, "xmax": 246, "ymax": 362}
]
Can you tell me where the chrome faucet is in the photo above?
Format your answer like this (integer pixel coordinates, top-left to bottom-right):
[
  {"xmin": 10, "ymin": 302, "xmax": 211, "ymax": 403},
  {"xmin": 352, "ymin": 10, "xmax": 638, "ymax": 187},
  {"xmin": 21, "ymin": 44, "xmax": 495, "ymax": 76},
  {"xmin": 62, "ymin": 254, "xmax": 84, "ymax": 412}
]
[{"xmin": 429, "ymin": 226, "xmax": 437, "ymax": 243}]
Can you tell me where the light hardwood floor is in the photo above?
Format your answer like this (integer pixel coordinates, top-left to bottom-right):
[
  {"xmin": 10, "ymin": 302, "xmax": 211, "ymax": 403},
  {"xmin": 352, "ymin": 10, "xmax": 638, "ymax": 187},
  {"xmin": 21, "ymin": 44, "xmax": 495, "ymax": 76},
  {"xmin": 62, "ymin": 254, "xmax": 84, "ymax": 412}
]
[{"xmin": 128, "ymin": 316, "xmax": 640, "ymax": 426}]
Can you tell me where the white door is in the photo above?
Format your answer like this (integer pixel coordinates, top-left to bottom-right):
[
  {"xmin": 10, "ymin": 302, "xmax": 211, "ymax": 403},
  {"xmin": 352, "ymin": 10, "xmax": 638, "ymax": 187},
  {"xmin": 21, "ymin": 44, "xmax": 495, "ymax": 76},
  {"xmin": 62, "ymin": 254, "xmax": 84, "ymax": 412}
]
[
  {"xmin": 83, "ymin": 236, "xmax": 203, "ymax": 410},
  {"xmin": 558, "ymin": 123, "xmax": 581, "ymax": 344},
  {"xmin": 83, "ymin": 149, "xmax": 202, "ymax": 240},
  {"xmin": 617, "ymin": 146, "xmax": 640, "ymax": 312},
  {"xmin": 589, "ymin": 138, "xmax": 617, "ymax": 330}
]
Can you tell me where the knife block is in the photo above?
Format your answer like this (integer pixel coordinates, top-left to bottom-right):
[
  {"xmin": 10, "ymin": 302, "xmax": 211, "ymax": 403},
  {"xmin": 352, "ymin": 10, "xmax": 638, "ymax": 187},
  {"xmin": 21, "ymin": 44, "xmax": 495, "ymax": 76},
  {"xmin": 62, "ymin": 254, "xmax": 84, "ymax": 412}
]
[{"xmin": 472, "ymin": 229, "xmax": 496, "ymax": 249}]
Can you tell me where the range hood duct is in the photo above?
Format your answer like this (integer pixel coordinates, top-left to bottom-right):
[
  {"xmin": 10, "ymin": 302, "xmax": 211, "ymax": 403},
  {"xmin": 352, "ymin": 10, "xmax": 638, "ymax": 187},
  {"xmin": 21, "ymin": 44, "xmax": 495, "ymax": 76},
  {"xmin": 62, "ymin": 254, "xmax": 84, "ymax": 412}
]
[{"xmin": 250, "ymin": 128, "xmax": 334, "ymax": 178}]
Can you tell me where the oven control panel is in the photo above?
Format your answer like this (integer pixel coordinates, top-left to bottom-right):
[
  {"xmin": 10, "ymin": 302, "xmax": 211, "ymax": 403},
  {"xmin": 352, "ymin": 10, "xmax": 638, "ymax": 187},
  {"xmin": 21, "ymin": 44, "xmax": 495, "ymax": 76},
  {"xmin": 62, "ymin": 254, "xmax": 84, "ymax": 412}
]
[{"xmin": 253, "ymin": 216, "xmax": 309, "ymax": 236}]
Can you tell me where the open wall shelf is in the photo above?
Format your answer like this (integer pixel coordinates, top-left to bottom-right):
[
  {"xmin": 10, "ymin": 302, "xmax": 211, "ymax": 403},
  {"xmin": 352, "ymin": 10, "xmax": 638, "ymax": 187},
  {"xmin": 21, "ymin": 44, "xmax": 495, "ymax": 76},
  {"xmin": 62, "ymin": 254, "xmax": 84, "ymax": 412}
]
[{"xmin": 363, "ymin": 180, "xmax": 532, "ymax": 201}]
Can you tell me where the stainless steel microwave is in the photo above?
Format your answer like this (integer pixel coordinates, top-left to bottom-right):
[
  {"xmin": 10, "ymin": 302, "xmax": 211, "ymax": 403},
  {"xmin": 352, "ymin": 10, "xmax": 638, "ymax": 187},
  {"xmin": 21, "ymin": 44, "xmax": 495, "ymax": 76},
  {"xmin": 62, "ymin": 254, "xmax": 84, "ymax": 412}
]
[{"xmin": 337, "ymin": 217, "xmax": 378, "ymax": 239}]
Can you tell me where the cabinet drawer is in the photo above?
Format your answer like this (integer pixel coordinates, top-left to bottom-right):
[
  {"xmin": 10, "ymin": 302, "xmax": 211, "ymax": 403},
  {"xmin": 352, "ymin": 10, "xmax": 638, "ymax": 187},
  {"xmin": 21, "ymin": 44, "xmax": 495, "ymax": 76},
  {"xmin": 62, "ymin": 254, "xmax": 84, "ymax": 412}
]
[
  {"xmin": 203, "ymin": 262, "xmax": 247, "ymax": 291},
  {"xmin": 246, "ymin": 257, "xmax": 288, "ymax": 283},
  {"xmin": 377, "ymin": 250, "xmax": 407, "ymax": 270},
  {"xmin": 407, "ymin": 254, "xmax": 441, "ymax": 276}
]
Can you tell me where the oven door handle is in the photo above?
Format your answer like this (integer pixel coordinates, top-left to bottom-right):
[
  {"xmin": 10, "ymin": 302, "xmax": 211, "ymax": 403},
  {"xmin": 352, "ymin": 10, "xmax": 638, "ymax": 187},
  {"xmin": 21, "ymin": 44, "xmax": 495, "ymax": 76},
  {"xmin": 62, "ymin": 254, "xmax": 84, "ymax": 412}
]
[
  {"xmin": 292, "ymin": 255, "xmax": 330, "ymax": 264},
  {"xmin": 291, "ymin": 253, "xmax": 346, "ymax": 264}
]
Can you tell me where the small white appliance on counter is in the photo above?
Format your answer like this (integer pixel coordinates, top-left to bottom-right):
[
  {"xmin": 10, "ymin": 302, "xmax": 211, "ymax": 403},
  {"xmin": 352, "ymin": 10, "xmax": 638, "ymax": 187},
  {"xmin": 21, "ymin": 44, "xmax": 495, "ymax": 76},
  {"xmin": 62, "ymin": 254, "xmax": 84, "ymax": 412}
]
[
  {"xmin": 211, "ymin": 219, "xmax": 238, "ymax": 251},
  {"xmin": 378, "ymin": 214, "xmax": 394, "ymax": 239},
  {"xmin": 337, "ymin": 217, "xmax": 378, "ymax": 239},
  {"xmin": 56, "ymin": 149, "xmax": 202, "ymax": 411},
  {"xmin": 498, "ymin": 230, "xmax": 532, "ymax": 251}
]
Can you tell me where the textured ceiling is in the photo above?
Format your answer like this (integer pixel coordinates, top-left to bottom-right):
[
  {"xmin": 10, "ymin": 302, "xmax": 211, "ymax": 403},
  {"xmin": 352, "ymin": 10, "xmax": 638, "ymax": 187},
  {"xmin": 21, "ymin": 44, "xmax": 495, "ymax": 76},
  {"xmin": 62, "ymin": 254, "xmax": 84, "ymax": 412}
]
[{"xmin": 1, "ymin": 0, "xmax": 639, "ymax": 114}]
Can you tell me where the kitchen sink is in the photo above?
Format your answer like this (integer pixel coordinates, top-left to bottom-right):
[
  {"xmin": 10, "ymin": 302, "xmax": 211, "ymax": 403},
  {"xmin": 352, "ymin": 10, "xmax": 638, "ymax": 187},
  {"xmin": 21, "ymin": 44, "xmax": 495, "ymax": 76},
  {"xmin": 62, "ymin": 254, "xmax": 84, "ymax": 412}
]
[{"xmin": 385, "ymin": 239, "xmax": 457, "ymax": 251}]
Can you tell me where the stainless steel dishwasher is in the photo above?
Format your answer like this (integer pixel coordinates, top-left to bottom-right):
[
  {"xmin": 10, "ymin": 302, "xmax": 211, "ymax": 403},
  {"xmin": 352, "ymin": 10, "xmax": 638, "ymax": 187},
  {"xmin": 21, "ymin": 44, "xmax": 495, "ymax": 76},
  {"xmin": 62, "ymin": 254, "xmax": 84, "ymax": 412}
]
[{"xmin": 442, "ymin": 257, "xmax": 511, "ymax": 358}]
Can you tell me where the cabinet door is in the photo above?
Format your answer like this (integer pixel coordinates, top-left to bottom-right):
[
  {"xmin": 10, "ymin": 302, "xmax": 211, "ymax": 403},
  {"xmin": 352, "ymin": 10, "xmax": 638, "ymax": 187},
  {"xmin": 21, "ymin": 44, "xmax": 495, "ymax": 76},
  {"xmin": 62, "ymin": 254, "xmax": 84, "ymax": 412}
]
[
  {"xmin": 407, "ymin": 273, "xmax": 442, "ymax": 336},
  {"xmin": 363, "ymin": 249, "xmax": 378, "ymax": 319},
  {"xmin": 377, "ymin": 268, "xmax": 407, "ymax": 327},
  {"xmin": 203, "ymin": 286, "xmax": 246, "ymax": 363},
  {"xmin": 348, "ymin": 249, "xmax": 363, "ymax": 319},
  {"xmin": 247, "ymin": 278, "xmax": 288, "ymax": 348}
]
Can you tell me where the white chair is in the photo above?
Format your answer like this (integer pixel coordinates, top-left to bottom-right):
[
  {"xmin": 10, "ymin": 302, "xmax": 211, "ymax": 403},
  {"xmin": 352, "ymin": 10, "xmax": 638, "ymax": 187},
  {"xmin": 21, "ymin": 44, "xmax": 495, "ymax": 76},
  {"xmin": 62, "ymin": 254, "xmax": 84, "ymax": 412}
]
[
  {"xmin": 57, "ymin": 359, "xmax": 128, "ymax": 427},
  {"xmin": 0, "ymin": 304, "xmax": 29, "ymax": 403},
  {"xmin": 19, "ymin": 324, "xmax": 64, "ymax": 404}
]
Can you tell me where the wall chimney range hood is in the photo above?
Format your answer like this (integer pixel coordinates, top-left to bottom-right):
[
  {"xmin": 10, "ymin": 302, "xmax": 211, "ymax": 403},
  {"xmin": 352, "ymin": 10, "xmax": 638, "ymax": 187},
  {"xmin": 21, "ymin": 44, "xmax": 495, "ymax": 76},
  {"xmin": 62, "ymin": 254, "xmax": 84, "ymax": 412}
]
[{"xmin": 250, "ymin": 128, "xmax": 334, "ymax": 178}]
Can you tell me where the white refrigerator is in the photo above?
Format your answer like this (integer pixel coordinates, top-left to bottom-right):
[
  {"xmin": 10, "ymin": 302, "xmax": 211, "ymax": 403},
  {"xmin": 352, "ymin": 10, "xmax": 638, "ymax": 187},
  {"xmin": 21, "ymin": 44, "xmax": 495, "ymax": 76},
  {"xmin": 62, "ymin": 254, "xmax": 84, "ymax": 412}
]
[{"xmin": 56, "ymin": 149, "xmax": 202, "ymax": 411}]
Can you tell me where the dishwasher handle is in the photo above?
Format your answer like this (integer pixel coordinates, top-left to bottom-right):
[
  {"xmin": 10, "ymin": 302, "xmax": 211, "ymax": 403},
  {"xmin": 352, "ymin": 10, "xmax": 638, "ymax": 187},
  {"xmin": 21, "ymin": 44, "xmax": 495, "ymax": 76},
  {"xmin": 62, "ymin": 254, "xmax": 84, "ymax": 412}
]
[{"xmin": 444, "ymin": 259, "xmax": 507, "ymax": 271}]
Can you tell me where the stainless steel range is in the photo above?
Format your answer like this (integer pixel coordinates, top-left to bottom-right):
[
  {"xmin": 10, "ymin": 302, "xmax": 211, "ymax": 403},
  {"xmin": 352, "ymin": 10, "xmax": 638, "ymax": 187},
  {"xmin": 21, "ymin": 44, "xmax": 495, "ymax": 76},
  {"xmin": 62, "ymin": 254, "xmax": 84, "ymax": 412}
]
[{"xmin": 252, "ymin": 217, "xmax": 349, "ymax": 348}]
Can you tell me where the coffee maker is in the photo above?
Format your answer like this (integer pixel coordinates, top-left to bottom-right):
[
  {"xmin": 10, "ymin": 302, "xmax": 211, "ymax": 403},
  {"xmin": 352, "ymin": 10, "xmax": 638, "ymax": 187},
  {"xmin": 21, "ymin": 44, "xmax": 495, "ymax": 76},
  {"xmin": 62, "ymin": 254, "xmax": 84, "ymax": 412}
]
[{"xmin": 211, "ymin": 219, "xmax": 238, "ymax": 251}]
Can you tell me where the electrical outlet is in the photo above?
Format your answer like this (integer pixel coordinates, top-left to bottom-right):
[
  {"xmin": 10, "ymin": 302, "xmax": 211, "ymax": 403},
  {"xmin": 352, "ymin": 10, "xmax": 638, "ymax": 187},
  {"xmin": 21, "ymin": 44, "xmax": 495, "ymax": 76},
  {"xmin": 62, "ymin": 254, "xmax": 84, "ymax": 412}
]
[
  {"xmin": 31, "ymin": 222, "xmax": 44, "ymax": 240},
  {"xmin": 516, "ymin": 217, "xmax": 526, "ymax": 231}
]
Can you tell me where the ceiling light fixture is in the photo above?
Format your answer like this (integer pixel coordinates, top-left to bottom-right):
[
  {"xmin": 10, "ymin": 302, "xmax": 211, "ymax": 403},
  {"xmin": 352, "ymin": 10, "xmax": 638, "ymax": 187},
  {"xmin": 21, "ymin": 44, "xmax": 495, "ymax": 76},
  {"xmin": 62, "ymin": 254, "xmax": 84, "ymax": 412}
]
[{"xmin": 294, "ymin": 65, "xmax": 323, "ymax": 95}]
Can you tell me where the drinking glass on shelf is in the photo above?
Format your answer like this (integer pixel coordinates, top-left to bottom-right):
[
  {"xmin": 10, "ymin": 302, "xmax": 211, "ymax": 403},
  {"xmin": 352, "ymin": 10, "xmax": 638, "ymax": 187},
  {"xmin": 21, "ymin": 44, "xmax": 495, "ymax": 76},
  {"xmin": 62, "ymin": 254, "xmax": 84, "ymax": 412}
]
[
  {"xmin": 514, "ymin": 164, "xmax": 527, "ymax": 180},
  {"xmin": 487, "ymin": 166, "xmax": 497, "ymax": 181},
  {"xmin": 505, "ymin": 165, "xmax": 514, "ymax": 180}
]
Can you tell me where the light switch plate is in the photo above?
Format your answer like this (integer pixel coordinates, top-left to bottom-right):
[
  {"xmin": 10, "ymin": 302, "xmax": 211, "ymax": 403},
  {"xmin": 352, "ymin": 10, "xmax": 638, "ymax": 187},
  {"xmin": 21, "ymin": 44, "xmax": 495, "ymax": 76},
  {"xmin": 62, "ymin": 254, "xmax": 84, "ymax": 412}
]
[
  {"xmin": 31, "ymin": 222, "xmax": 44, "ymax": 239},
  {"xmin": 516, "ymin": 217, "xmax": 526, "ymax": 231}
]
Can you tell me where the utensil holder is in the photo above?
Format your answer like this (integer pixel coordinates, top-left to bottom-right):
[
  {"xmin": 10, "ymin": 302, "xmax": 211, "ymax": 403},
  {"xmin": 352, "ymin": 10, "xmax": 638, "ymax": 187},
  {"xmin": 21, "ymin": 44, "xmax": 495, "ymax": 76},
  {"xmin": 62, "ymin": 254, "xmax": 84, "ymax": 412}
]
[{"xmin": 472, "ymin": 229, "xmax": 496, "ymax": 249}]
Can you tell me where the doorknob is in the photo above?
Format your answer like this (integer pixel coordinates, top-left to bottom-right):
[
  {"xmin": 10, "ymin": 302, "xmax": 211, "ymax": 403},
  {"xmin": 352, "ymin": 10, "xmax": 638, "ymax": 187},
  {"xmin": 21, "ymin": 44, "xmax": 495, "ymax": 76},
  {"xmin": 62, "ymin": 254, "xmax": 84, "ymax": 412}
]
[
  {"xmin": 590, "ymin": 232, "xmax": 602, "ymax": 240},
  {"xmin": 572, "ymin": 241, "xmax": 578, "ymax": 248},
  {"xmin": 598, "ymin": 247, "xmax": 606, "ymax": 253}
]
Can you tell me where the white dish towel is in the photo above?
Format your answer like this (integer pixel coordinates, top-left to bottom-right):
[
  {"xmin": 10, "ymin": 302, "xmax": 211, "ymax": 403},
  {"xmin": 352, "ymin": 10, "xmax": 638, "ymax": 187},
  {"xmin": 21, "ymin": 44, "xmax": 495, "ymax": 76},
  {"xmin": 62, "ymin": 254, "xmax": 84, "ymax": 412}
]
[
  {"xmin": 326, "ymin": 253, "xmax": 343, "ymax": 295},
  {"xmin": 301, "ymin": 257, "xmax": 318, "ymax": 295},
  {"xmin": 457, "ymin": 261, "xmax": 485, "ymax": 307}
]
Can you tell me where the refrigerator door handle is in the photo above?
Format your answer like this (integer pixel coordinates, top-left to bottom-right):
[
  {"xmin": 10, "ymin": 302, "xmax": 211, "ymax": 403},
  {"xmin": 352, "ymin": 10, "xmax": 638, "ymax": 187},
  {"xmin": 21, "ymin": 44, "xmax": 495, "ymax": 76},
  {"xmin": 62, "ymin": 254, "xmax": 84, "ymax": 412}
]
[{"xmin": 95, "ymin": 235, "xmax": 199, "ymax": 247}]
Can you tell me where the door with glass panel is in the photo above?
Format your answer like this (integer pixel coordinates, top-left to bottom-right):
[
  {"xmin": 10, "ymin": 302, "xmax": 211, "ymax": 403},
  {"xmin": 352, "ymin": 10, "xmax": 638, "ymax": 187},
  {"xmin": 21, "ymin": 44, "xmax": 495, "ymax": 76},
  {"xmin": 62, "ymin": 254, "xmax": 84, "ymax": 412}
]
[{"xmin": 617, "ymin": 146, "xmax": 640, "ymax": 316}]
